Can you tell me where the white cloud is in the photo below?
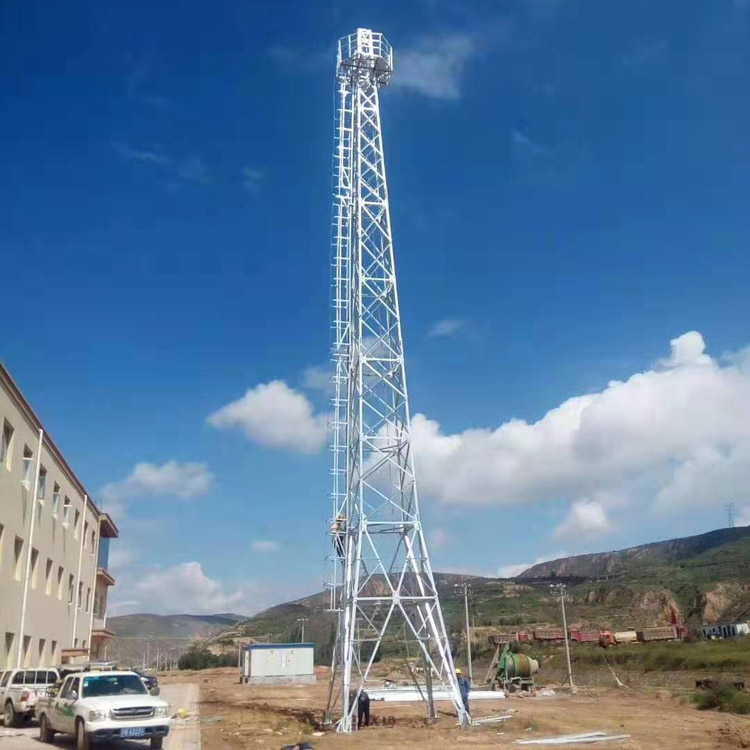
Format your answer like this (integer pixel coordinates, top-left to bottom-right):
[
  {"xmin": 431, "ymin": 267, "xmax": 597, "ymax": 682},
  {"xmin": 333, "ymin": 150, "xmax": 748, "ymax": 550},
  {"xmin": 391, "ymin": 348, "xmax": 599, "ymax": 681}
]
[
  {"xmin": 554, "ymin": 498, "xmax": 613, "ymax": 540},
  {"xmin": 108, "ymin": 546, "xmax": 135, "ymax": 573},
  {"xmin": 251, "ymin": 540, "xmax": 280, "ymax": 553},
  {"xmin": 102, "ymin": 461, "xmax": 214, "ymax": 502},
  {"xmin": 410, "ymin": 332, "xmax": 750, "ymax": 520},
  {"xmin": 738, "ymin": 507, "xmax": 750, "ymax": 526},
  {"xmin": 302, "ymin": 364, "xmax": 332, "ymax": 392},
  {"xmin": 110, "ymin": 562, "xmax": 257, "ymax": 616},
  {"xmin": 208, "ymin": 380, "xmax": 327, "ymax": 453},
  {"xmin": 658, "ymin": 330, "xmax": 711, "ymax": 368},
  {"xmin": 392, "ymin": 34, "xmax": 478, "ymax": 99},
  {"xmin": 428, "ymin": 318, "xmax": 465, "ymax": 337}
]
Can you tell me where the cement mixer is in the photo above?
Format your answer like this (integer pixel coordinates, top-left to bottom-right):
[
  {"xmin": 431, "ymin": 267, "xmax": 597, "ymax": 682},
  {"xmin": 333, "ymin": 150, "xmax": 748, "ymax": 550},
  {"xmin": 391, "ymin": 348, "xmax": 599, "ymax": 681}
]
[{"xmin": 486, "ymin": 637, "xmax": 540, "ymax": 693}]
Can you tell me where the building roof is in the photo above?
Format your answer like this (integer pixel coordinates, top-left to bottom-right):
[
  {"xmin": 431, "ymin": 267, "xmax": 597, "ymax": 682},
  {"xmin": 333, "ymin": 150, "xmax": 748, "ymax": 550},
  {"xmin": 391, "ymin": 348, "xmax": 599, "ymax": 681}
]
[
  {"xmin": 246, "ymin": 643, "xmax": 315, "ymax": 650},
  {"xmin": 0, "ymin": 362, "xmax": 109, "ymax": 520}
]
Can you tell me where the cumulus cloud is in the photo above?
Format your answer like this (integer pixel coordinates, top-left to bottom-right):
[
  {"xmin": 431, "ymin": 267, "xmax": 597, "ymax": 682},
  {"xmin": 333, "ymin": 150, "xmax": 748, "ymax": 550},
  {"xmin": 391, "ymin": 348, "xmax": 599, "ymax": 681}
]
[
  {"xmin": 102, "ymin": 461, "xmax": 214, "ymax": 502},
  {"xmin": 251, "ymin": 540, "xmax": 280, "ymax": 553},
  {"xmin": 411, "ymin": 332, "xmax": 750, "ymax": 521},
  {"xmin": 554, "ymin": 499, "xmax": 613, "ymax": 540},
  {"xmin": 392, "ymin": 34, "xmax": 478, "ymax": 99},
  {"xmin": 208, "ymin": 380, "xmax": 327, "ymax": 453},
  {"xmin": 302, "ymin": 364, "xmax": 332, "ymax": 393},
  {"xmin": 109, "ymin": 562, "xmax": 257, "ymax": 616},
  {"xmin": 428, "ymin": 319, "xmax": 465, "ymax": 337}
]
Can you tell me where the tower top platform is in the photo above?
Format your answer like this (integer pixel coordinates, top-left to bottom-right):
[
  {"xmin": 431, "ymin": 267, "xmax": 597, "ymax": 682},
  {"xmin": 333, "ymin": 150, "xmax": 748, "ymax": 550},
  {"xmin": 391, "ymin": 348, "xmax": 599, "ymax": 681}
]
[{"xmin": 337, "ymin": 28, "xmax": 393, "ymax": 87}]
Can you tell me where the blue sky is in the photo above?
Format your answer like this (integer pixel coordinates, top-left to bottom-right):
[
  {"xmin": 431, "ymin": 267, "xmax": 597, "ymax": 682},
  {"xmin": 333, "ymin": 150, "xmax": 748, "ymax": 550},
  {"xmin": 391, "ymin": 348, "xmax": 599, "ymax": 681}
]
[{"xmin": 3, "ymin": 0, "xmax": 750, "ymax": 614}]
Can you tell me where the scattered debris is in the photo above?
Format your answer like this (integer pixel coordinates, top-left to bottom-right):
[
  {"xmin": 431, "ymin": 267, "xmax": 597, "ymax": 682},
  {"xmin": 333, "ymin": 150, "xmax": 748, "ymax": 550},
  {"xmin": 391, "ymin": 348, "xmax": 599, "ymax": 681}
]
[
  {"xmin": 472, "ymin": 714, "xmax": 513, "ymax": 725},
  {"xmin": 280, "ymin": 744, "xmax": 315, "ymax": 750},
  {"xmin": 0, "ymin": 730, "xmax": 25, "ymax": 738},
  {"xmin": 537, "ymin": 689, "xmax": 556, "ymax": 697},
  {"xmin": 515, "ymin": 731, "xmax": 631, "ymax": 745}
]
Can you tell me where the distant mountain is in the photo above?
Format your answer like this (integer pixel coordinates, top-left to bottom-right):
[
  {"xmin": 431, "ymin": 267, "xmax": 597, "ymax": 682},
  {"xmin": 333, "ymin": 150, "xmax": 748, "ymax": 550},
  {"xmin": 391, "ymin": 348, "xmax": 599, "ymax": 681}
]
[
  {"xmin": 110, "ymin": 528, "xmax": 750, "ymax": 668},
  {"xmin": 209, "ymin": 528, "xmax": 750, "ymax": 662},
  {"xmin": 107, "ymin": 613, "xmax": 246, "ymax": 666},
  {"xmin": 519, "ymin": 526, "xmax": 750, "ymax": 580}
]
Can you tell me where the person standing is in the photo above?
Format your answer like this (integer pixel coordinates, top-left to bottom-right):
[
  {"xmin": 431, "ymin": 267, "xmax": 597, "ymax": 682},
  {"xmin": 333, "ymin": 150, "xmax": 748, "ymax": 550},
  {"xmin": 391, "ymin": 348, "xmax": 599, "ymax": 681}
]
[
  {"xmin": 456, "ymin": 667, "xmax": 471, "ymax": 719},
  {"xmin": 357, "ymin": 689, "xmax": 371, "ymax": 728}
]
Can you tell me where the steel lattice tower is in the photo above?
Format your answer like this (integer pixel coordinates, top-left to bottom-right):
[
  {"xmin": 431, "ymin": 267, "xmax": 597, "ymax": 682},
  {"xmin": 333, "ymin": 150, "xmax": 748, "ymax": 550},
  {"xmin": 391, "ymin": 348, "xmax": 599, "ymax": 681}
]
[{"xmin": 324, "ymin": 28, "xmax": 468, "ymax": 733}]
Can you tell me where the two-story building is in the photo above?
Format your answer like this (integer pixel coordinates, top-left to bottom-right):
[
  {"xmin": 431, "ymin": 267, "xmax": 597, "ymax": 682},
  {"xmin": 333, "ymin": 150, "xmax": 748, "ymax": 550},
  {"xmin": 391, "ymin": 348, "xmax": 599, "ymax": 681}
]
[{"xmin": 0, "ymin": 364, "xmax": 118, "ymax": 668}]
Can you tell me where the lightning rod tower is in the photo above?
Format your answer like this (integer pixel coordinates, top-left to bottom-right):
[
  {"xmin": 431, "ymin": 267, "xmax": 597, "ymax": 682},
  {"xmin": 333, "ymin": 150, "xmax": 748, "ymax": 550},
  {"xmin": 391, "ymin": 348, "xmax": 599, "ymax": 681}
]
[{"xmin": 324, "ymin": 28, "xmax": 468, "ymax": 732}]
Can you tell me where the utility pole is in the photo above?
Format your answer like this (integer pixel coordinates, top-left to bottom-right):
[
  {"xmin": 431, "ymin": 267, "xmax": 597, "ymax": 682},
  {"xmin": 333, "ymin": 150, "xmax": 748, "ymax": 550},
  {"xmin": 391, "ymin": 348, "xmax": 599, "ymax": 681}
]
[
  {"xmin": 551, "ymin": 583, "xmax": 575, "ymax": 694},
  {"xmin": 297, "ymin": 618, "xmax": 309, "ymax": 643},
  {"xmin": 454, "ymin": 583, "xmax": 473, "ymax": 683},
  {"xmin": 725, "ymin": 502, "xmax": 736, "ymax": 529}
]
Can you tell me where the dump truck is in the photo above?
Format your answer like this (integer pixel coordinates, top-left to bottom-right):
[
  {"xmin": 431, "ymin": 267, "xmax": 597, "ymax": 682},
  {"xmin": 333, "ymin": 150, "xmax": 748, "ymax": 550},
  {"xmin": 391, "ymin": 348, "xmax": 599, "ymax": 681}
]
[
  {"xmin": 532, "ymin": 628, "xmax": 565, "ymax": 642},
  {"xmin": 637, "ymin": 626, "xmax": 679, "ymax": 642},
  {"xmin": 568, "ymin": 629, "xmax": 599, "ymax": 643}
]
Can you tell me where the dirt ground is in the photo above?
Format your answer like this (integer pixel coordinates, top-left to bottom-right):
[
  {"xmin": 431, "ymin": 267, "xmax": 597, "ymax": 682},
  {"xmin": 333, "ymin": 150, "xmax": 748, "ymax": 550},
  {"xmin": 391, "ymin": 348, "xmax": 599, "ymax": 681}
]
[{"xmin": 162, "ymin": 667, "xmax": 750, "ymax": 750}]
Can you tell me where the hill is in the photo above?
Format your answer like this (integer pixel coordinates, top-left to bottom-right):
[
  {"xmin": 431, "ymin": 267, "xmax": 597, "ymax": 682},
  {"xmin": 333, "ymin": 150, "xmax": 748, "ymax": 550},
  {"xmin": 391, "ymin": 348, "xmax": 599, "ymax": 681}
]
[
  {"xmin": 208, "ymin": 527, "xmax": 750, "ymax": 664},
  {"xmin": 519, "ymin": 526, "xmax": 750, "ymax": 580},
  {"xmin": 107, "ymin": 613, "xmax": 245, "ymax": 666}
]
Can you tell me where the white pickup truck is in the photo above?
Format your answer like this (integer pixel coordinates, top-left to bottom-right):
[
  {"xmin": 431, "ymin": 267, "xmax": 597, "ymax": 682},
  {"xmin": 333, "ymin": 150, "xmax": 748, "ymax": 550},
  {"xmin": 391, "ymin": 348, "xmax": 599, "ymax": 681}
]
[
  {"xmin": 36, "ymin": 670, "xmax": 171, "ymax": 750},
  {"xmin": 0, "ymin": 668, "xmax": 59, "ymax": 726}
]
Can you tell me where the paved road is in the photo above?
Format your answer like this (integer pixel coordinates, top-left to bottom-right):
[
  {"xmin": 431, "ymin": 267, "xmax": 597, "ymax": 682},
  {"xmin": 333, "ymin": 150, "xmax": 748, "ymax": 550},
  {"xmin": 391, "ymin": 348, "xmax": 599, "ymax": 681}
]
[{"xmin": 0, "ymin": 683, "xmax": 200, "ymax": 750}]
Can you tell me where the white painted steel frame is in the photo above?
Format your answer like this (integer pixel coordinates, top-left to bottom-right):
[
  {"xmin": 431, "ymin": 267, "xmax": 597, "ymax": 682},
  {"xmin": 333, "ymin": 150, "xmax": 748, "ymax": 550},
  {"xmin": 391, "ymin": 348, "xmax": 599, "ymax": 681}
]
[{"xmin": 325, "ymin": 28, "xmax": 468, "ymax": 733}]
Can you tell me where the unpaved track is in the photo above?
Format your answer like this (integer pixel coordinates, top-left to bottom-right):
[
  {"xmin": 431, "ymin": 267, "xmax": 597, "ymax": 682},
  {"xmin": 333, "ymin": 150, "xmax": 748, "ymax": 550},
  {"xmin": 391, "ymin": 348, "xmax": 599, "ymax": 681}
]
[{"xmin": 181, "ymin": 667, "xmax": 750, "ymax": 750}]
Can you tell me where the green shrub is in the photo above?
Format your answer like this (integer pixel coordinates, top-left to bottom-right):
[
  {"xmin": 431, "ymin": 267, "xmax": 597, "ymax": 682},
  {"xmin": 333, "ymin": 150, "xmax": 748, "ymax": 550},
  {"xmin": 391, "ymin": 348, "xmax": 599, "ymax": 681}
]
[{"xmin": 692, "ymin": 683, "xmax": 750, "ymax": 715}]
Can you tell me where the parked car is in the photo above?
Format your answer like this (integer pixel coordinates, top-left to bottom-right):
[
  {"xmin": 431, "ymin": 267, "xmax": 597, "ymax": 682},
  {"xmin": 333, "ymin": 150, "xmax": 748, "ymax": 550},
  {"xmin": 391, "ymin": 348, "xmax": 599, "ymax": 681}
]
[
  {"xmin": 36, "ymin": 670, "xmax": 170, "ymax": 750},
  {"xmin": 0, "ymin": 668, "xmax": 60, "ymax": 726}
]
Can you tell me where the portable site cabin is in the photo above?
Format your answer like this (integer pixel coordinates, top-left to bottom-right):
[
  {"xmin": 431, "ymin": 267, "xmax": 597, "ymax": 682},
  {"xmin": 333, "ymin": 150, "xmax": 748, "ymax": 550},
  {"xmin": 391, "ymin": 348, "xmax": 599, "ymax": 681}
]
[
  {"xmin": 240, "ymin": 643, "xmax": 315, "ymax": 684},
  {"xmin": 698, "ymin": 622, "xmax": 750, "ymax": 640}
]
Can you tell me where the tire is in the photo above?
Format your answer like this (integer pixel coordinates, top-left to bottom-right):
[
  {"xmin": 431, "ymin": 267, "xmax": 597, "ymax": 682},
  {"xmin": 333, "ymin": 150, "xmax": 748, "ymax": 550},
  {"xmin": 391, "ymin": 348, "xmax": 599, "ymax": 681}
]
[
  {"xmin": 76, "ymin": 719, "xmax": 90, "ymax": 750},
  {"xmin": 39, "ymin": 714, "xmax": 55, "ymax": 743},
  {"xmin": 4, "ymin": 701, "xmax": 19, "ymax": 728},
  {"xmin": 150, "ymin": 737, "xmax": 163, "ymax": 749}
]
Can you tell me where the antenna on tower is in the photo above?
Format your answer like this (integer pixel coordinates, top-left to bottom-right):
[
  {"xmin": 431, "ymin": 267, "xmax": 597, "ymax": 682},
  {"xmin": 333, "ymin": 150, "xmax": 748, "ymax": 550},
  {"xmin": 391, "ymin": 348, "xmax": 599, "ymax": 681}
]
[
  {"xmin": 323, "ymin": 28, "xmax": 469, "ymax": 733},
  {"xmin": 725, "ymin": 502, "xmax": 736, "ymax": 529}
]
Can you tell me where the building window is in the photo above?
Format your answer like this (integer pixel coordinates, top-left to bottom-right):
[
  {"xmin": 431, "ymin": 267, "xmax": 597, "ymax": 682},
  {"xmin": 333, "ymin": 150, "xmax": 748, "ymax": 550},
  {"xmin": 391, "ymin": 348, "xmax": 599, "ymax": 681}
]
[
  {"xmin": 0, "ymin": 523, "xmax": 4, "ymax": 563},
  {"xmin": 63, "ymin": 497, "xmax": 71, "ymax": 526},
  {"xmin": 52, "ymin": 484, "xmax": 60, "ymax": 517},
  {"xmin": 74, "ymin": 509, "xmax": 81, "ymax": 539},
  {"xmin": 45, "ymin": 558, "xmax": 53, "ymax": 595},
  {"xmin": 1, "ymin": 420, "xmax": 14, "ymax": 470},
  {"xmin": 77, "ymin": 581, "xmax": 83, "ymax": 609},
  {"xmin": 38, "ymin": 639, "xmax": 46, "ymax": 666},
  {"xmin": 30, "ymin": 548, "xmax": 39, "ymax": 588},
  {"xmin": 57, "ymin": 566, "xmax": 64, "ymax": 600},
  {"xmin": 22, "ymin": 636, "xmax": 31, "ymax": 667},
  {"xmin": 67, "ymin": 574, "xmax": 74, "ymax": 605},
  {"xmin": 37, "ymin": 466, "xmax": 47, "ymax": 501},
  {"xmin": 3, "ymin": 633, "xmax": 14, "ymax": 671},
  {"xmin": 85, "ymin": 587, "xmax": 91, "ymax": 612},
  {"xmin": 13, "ymin": 537, "xmax": 24, "ymax": 581},
  {"xmin": 22, "ymin": 446, "xmax": 33, "ymax": 486},
  {"xmin": 50, "ymin": 640, "xmax": 57, "ymax": 662},
  {"xmin": 90, "ymin": 529, "xmax": 96, "ymax": 554}
]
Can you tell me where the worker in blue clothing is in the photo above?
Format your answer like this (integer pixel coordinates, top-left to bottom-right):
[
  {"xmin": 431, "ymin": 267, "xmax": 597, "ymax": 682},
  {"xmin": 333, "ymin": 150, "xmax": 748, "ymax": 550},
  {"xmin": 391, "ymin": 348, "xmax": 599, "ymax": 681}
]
[{"xmin": 456, "ymin": 667, "xmax": 471, "ymax": 718}]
